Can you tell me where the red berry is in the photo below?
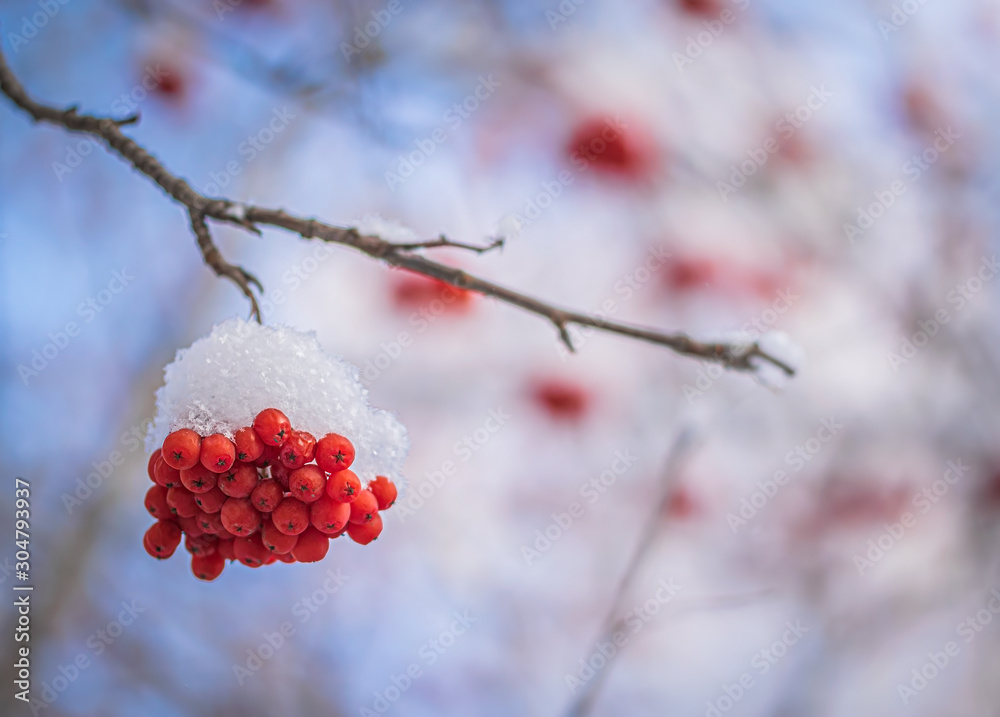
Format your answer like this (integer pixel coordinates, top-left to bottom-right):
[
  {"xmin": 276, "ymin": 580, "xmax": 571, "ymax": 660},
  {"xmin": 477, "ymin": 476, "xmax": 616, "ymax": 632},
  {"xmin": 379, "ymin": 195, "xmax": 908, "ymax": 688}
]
[
  {"xmin": 348, "ymin": 490, "xmax": 379, "ymax": 525},
  {"xmin": 217, "ymin": 538, "xmax": 236, "ymax": 561},
  {"xmin": 280, "ymin": 430, "xmax": 316, "ymax": 470},
  {"xmin": 162, "ymin": 428, "xmax": 202, "ymax": 470},
  {"xmin": 274, "ymin": 551, "xmax": 295, "ymax": 564},
  {"xmin": 144, "ymin": 485, "xmax": 171, "ymax": 519},
  {"xmin": 195, "ymin": 510, "xmax": 226, "ymax": 536},
  {"xmin": 221, "ymin": 498, "xmax": 262, "ymax": 536},
  {"xmin": 288, "ymin": 465, "xmax": 325, "ymax": 503},
  {"xmin": 565, "ymin": 116, "xmax": 657, "ymax": 181},
  {"xmin": 261, "ymin": 518, "xmax": 298, "ymax": 554},
  {"xmin": 290, "ymin": 527, "xmax": 330, "ymax": 563},
  {"xmin": 167, "ymin": 486, "xmax": 199, "ymax": 518},
  {"xmin": 253, "ymin": 408, "xmax": 292, "ymax": 447},
  {"xmin": 315, "ymin": 433, "xmax": 355, "ymax": 473},
  {"xmin": 347, "ymin": 513, "xmax": 383, "ymax": 545},
  {"xmin": 271, "ymin": 463, "xmax": 291, "ymax": 491},
  {"xmin": 153, "ymin": 456, "xmax": 181, "ymax": 488},
  {"xmin": 531, "ymin": 379, "xmax": 590, "ymax": 423},
  {"xmin": 310, "ymin": 496, "xmax": 351, "ymax": 534},
  {"xmin": 147, "ymin": 449, "xmax": 161, "ymax": 482},
  {"xmin": 271, "ymin": 497, "xmax": 310, "ymax": 535},
  {"xmin": 144, "ymin": 520, "xmax": 182, "ymax": 559},
  {"xmin": 234, "ymin": 425, "xmax": 265, "ymax": 462},
  {"xmin": 253, "ymin": 443, "xmax": 282, "ymax": 468},
  {"xmin": 185, "ymin": 533, "xmax": 217, "ymax": 557},
  {"xmin": 180, "ymin": 463, "xmax": 217, "ymax": 494},
  {"xmin": 191, "ymin": 552, "xmax": 225, "ymax": 581},
  {"xmin": 218, "ymin": 464, "xmax": 259, "ymax": 499},
  {"xmin": 391, "ymin": 272, "xmax": 476, "ymax": 313},
  {"xmin": 326, "ymin": 469, "xmax": 361, "ymax": 503},
  {"xmin": 200, "ymin": 433, "xmax": 236, "ymax": 473},
  {"xmin": 234, "ymin": 533, "xmax": 270, "ymax": 567},
  {"xmin": 369, "ymin": 476, "xmax": 398, "ymax": 510},
  {"xmin": 193, "ymin": 486, "xmax": 227, "ymax": 513},
  {"xmin": 177, "ymin": 514, "xmax": 203, "ymax": 537},
  {"xmin": 250, "ymin": 480, "xmax": 284, "ymax": 512}
]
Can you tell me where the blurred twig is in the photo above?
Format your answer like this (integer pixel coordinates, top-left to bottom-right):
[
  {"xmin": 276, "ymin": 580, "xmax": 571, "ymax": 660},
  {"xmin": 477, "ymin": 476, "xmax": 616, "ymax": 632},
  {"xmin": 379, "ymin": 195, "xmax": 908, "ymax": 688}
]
[{"xmin": 0, "ymin": 48, "xmax": 795, "ymax": 376}]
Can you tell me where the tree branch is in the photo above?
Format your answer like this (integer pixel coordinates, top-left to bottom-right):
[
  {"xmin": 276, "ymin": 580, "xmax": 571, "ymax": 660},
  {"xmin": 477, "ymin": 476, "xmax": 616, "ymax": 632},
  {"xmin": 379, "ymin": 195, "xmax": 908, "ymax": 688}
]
[{"xmin": 0, "ymin": 48, "xmax": 796, "ymax": 376}]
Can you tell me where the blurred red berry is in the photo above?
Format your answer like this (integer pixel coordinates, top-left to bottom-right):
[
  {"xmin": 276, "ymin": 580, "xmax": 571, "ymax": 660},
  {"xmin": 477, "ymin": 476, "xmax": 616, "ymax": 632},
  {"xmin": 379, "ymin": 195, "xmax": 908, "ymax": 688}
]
[
  {"xmin": 193, "ymin": 486, "xmax": 228, "ymax": 513},
  {"xmin": 251, "ymin": 480, "xmax": 284, "ymax": 512},
  {"xmin": 349, "ymin": 490, "xmax": 379, "ymax": 525},
  {"xmin": 289, "ymin": 465, "xmax": 325, "ymax": 503},
  {"xmin": 235, "ymin": 426, "xmax": 265, "ymax": 463},
  {"xmin": 217, "ymin": 538, "xmax": 236, "ymax": 561},
  {"xmin": 391, "ymin": 271, "xmax": 475, "ymax": 313},
  {"xmin": 180, "ymin": 463, "xmax": 217, "ymax": 494},
  {"xmin": 272, "ymin": 497, "xmax": 310, "ymax": 535},
  {"xmin": 200, "ymin": 433, "xmax": 236, "ymax": 474},
  {"xmin": 219, "ymin": 464, "xmax": 259, "ymax": 499},
  {"xmin": 676, "ymin": 0, "xmax": 722, "ymax": 17},
  {"xmin": 326, "ymin": 469, "xmax": 361, "ymax": 503},
  {"xmin": 291, "ymin": 527, "xmax": 330, "ymax": 563},
  {"xmin": 153, "ymin": 456, "xmax": 181, "ymax": 488},
  {"xmin": 143, "ymin": 521, "xmax": 182, "ymax": 559},
  {"xmin": 566, "ymin": 116, "xmax": 657, "ymax": 181},
  {"xmin": 162, "ymin": 428, "xmax": 201, "ymax": 470},
  {"xmin": 369, "ymin": 476, "xmax": 397, "ymax": 510},
  {"xmin": 262, "ymin": 517, "xmax": 299, "ymax": 554},
  {"xmin": 280, "ymin": 430, "xmax": 316, "ymax": 470},
  {"xmin": 221, "ymin": 497, "xmax": 262, "ymax": 536},
  {"xmin": 144, "ymin": 485, "xmax": 171, "ymax": 520},
  {"xmin": 310, "ymin": 496, "xmax": 351, "ymax": 534},
  {"xmin": 167, "ymin": 486, "xmax": 199, "ymax": 518},
  {"xmin": 191, "ymin": 552, "xmax": 225, "ymax": 581},
  {"xmin": 531, "ymin": 379, "xmax": 590, "ymax": 423},
  {"xmin": 316, "ymin": 433, "xmax": 355, "ymax": 473},
  {"xmin": 254, "ymin": 408, "xmax": 292, "ymax": 447},
  {"xmin": 347, "ymin": 513, "xmax": 383, "ymax": 545},
  {"xmin": 275, "ymin": 551, "xmax": 295, "ymax": 563}
]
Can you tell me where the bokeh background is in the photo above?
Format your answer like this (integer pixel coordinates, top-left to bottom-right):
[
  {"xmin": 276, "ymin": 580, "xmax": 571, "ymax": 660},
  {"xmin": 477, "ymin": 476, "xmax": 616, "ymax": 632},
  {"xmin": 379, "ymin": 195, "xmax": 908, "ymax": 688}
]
[{"xmin": 2, "ymin": 0, "xmax": 1000, "ymax": 715}]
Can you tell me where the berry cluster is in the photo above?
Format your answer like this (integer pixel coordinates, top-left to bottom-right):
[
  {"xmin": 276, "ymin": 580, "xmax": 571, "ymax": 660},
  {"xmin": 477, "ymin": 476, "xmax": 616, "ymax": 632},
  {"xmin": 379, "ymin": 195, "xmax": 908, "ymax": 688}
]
[{"xmin": 142, "ymin": 408, "xmax": 398, "ymax": 581}]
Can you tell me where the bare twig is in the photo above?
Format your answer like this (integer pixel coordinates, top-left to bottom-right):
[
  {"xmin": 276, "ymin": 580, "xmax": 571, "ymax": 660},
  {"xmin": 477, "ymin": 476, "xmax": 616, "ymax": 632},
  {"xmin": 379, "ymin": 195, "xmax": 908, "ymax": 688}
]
[
  {"xmin": 0, "ymin": 48, "xmax": 796, "ymax": 376},
  {"xmin": 388, "ymin": 234, "xmax": 505, "ymax": 254}
]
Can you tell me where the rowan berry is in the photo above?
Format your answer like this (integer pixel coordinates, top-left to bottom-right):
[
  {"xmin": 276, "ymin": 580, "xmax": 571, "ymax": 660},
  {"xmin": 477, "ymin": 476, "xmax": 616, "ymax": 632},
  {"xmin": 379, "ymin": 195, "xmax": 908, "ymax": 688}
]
[
  {"xmin": 310, "ymin": 496, "xmax": 351, "ymax": 534},
  {"xmin": 193, "ymin": 486, "xmax": 227, "ymax": 513},
  {"xmin": 234, "ymin": 425, "xmax": 265, "ymax": 462},
  {"xmin": 289, "ymin": 465, "xmax": 325, "ymax": 503},
  {"xmin": 271, "ymin": 463, "xmax": 291, "ymax": 491},
  {"xmin": 195, "ymin": 510, "xmax": 226, "ymax": 536},
  {"xmin": 369, "ymin": 476, "xmax": 398, "ymax": 510},
  {"xmin": 250, "ymin": 480, "xmax": 284, "ymax": 512},
  {"xmin": 274, "ymin": 551, "xmax": 295, "ymax": 564},
  {"xmin": 271, "ymin": 497, "xmax": 310, "ymax": 535},
  {"xmin": 290, "ymin": 527, "xmax": 330, "ymax": 563},
  {"xmin": 191, "ymin": 552, "xmax": 226, "ymax": 581},
  {"xmin": 167, "ymin": 486, "xmax": 200, "ymax": 518},
  {"xmin": 217, "ymin": 538, "xmax": 236, "ymax": 561},
  {"xmin": 162, "ymin": 428, "xmax": 202, "ymax": 470},
  {"xmin": 200, "ymin": 433, "xmax": 236, "ymax": 473},
  {"xmin": 144, "ymin": 485, "xmax": 171, "ymax": 520},
  {"xmin": 218, "ymin": 464, "xmax": 259, "ymax": 498},
  {"xmin": 221, "ymin": 498, "xmax": 262, "ymax": 536},
  {"xmin": 347, "ymin": 512, "xmax": 383, "ymax": 545},
  {"xmin": 348, "ymin": 489, "xmax": 379, "ymax": 524},
  {"xmin": 261, "ymin": 518, "xmax": 298, "ymax": 554},
  {"xmin": 326, "ymin": 469, "xmax": 361, "ymax": 503},
  {"xmin": 185, "ymin": 533, "xmax": 217, "ymax": 557},
  {"xmin": 234, "ymin": 533, "xmax": 269, "ymax": 567},
  {"xmin": 144, "ymin": 521, "xmax": 182, "ymax": 559},
  {"xmin": 153, "ymin": 456, "xmax": 181, "ymax": 488},
  {"xmin": 180, "ymin": 463, "xmax": 217, "ymax": 494},
  {"xmin": 253, "ymin": 408, "xmax": 292, "ymax": 446},
  {"xmin": 147, "ymin": 449, "xmax": 161, "ymax": 482},
  {"xmin": 177, "ymin": 514, "xmax": 204, "ymax": 537},
  {"xmin": 315, "ymin": 433, "xmax": 355, "ymax": 473},
  {"xmin": 280, "ymin": 430, "xmax": 316, "ymax": 470}
]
